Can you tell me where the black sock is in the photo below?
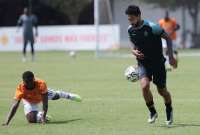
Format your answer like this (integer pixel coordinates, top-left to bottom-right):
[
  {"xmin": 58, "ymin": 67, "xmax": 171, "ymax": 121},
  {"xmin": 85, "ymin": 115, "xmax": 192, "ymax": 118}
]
[
  {"xmin": 146, "ymin": 101, "xmax": 157, "ymax": 115},
  {"xmin": 165, "ymin": 103, "xmax": 172, "ymax": 112},
  {"xmin": 165, "ymin": 103, "xmax": 173, "ymax": 120}
]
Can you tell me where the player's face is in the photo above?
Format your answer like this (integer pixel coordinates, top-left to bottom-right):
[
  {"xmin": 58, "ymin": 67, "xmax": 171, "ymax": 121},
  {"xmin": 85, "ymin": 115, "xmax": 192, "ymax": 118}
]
[
  {"xmin": 24, "ymin": 9, "xmax": 28, "ymax": 14},
  {"xmin": 127, "ymin": 15, "xmax": 140, "ymax": 25},
  {"xmin": 23, "ymin": 77, "xmax": 35, "ymax": 90},
  {"xmin": 24, "ymin": 8, "xmax": 30, "ymax": 15}
]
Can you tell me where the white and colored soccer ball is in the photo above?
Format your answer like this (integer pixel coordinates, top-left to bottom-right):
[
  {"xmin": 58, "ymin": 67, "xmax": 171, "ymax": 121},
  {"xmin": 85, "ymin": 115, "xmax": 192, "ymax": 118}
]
[
  {"xmin": 124, "ymin": 65, "xmax": 139, "ymax": 82},
  {"xmin": 69, "ymin": 51, "xmax": 76, "ymax": 58}
]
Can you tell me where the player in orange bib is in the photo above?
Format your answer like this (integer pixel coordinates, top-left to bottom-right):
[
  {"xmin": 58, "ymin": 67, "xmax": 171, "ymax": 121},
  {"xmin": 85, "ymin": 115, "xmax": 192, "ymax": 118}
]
[
  {"xmin": 159, "ymin": 11, "xmax": 180, "ymax": 70},
  {"xmin": 2, "ymin": 71, "xmax": 82, "ymax": 126}
]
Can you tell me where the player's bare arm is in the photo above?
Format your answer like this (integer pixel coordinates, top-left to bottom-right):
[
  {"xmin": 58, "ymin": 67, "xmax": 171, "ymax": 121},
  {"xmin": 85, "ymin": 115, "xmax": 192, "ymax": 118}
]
[
  {"xmin": 2, "ymin": 100, "xmax": 21, "ymax": 126},
  {"xmin": 132, "ymin": 49, "xmax": 144, "ymax": 60},
  {"xmin": 161, "ymin": 32, "xmax": 177, "ymax": 68},
  {"xmin": 130, "ymin": 42, "xmax": 144, "ymax": 60},
  {"xmin": 16, "ymin": 16, "xmax": 22, "ymax": 33},
  {"xmin": 169, "ymin": 24, "xmax": 180, "ymax": 35},
  {"xmin": 34, "ymin": 23, "xmax": 38, "ymax": 37},
  {"xmin": 41, "ymin": 93, "xmax": 48, "ymax": 124}
]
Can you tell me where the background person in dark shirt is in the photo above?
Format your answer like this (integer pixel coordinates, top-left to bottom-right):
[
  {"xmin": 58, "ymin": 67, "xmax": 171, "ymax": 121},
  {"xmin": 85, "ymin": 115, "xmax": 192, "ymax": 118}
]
[{"xmin": 17, "ymin": 8, "xmax": 38, "ymax": 62}]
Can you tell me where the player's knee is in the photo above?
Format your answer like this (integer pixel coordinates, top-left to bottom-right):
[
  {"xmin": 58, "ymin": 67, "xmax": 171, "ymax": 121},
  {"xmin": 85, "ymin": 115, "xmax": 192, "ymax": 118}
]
[
  {"xmin": 26, "ymin": 112, "xmax": 37, "ymax": 123},
  {"xmin": 141, "ymin": 83, "xmax": 150, "ymax": 91},
  {"xmin": 140, "ymin": 78, "xmax": 150, "ymax": 91},
  {"xmin": 27, "ymin": 119, "xmax": 37, "ymax": 123}
]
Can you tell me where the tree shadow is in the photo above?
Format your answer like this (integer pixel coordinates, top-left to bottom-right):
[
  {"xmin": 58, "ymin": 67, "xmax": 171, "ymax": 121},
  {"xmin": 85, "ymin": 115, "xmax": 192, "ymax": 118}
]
[
  {"xmin": 156, "ymin": 123, "xmax": 200, "ymax": 128},
  {"xmin": 47, "ymin": 118, "xmax": 82, "ymax": 125}
]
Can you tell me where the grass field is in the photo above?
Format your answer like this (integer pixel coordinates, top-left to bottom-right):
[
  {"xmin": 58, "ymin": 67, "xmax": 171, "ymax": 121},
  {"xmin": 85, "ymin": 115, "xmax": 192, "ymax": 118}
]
[{"xmin": 0, "ymin": 50, "xmax": 200, "ymax": 135}]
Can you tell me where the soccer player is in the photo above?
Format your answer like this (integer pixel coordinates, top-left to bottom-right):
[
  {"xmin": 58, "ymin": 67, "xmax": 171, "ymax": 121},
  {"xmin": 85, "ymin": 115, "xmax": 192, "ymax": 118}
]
[
  {"xmin": 159, "ymin": 11, "xmax": 180, "ymax": 70},
  {"xmin": 17, "ymin": 8, "xmax": 38, "ymax": 62},
  {"xmin": 125, "ymin": 5, "xmax": 177, "ymax": 126},
  {"xmin": 2, "ymin": 71, "xmax": 82, "ymax": 126}
]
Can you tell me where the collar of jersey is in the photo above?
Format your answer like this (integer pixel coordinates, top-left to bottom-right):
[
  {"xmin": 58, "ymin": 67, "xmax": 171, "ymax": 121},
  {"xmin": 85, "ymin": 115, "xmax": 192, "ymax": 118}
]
[{"xmin": 131, "ymin": 20, "xmax": 148, "ymax": 30}]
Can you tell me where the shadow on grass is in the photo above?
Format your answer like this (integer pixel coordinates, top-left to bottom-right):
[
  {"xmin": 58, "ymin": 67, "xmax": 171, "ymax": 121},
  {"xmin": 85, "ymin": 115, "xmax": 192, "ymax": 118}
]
[
  {"xmin": 47, "ymin": 118, "xmax": 82, "ymax": 125},
  {"xmin": 156, "ymin": 123, "xmax": 200, "ymax": 128}
]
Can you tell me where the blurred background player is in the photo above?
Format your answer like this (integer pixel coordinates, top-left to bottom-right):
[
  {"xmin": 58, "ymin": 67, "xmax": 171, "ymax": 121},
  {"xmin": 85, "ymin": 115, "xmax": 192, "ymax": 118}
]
[
  {"xmin": 17, "ymin": 8, "xmax": 38, "ymax": 62},
  {"xmin": 159, "ymin": 11, "xmax": 180, "ymax": 70},
  {"xmin": 126, "ymin": 5, "xmax": 177, "ymax": 126},
  {"xmin": 2, "ymin": 71, "xmax": 81, "ymax": 126}
]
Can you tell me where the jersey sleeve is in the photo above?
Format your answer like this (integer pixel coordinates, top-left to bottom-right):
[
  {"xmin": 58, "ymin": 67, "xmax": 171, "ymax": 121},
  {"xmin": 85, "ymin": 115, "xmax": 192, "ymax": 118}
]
[
  {"xmin": 39, "ymin": 81, "xmax": 48, "ymax": 94},
  {"xmin": 149, "ymin": 22, "xmax": 165, "ymax": 36},
  {"xmin": 127, "ymin": 25, "xmax": 136, "ymax": 48},
  {"xmin": 14, "ymin": 85, "xmax": 24, "ymax": 100},
  {"xmin": 127, "ymin": 25, "xmax": 132, "ymax": 39}
]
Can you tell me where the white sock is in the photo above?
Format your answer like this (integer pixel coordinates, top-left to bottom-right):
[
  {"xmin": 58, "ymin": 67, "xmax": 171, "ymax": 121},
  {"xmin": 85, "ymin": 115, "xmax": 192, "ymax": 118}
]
[
  {"xmin": 56, "ymin": 91, "xmax": 71, "ymax": 99},
  {"xmin": 48, "ymin": 88, "xmax": 71, "ymax": 100}
]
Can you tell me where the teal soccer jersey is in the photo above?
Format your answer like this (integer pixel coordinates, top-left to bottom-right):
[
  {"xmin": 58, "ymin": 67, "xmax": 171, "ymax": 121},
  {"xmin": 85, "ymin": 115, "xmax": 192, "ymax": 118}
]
[{"xmin": 128, "ymin": 20, "xmax": 166, "ymax": 64}]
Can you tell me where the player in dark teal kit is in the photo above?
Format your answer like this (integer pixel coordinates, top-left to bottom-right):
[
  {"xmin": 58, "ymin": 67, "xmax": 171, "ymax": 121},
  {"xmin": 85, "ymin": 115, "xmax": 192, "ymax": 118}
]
[{"xmin": 125, "ymin": 5, "xmax": 177, "ymax": 126}]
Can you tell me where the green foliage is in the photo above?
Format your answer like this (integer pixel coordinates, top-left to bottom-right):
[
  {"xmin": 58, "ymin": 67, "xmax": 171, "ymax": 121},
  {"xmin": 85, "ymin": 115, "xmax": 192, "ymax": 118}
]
[
  {"xmin": 141, "ymin": 0, "xmax": 200, "ymax": 46},
  {"xmin": 140, "ymin": 0, "xmax": 199, "ymax": 8},
  {"xmin": 41, "ymin": 0, "xmax": 92, "ymax": 23},
  {"xmin": 140, "ymin": 0, "xmax": 181, "ymax": 9}
]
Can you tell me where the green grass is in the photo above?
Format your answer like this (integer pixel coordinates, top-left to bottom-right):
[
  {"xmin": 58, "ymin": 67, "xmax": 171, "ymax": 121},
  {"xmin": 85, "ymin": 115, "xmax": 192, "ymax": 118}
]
[{"xmin": 0, "ymin": 50, "xmax": 200, "ymax": 135}]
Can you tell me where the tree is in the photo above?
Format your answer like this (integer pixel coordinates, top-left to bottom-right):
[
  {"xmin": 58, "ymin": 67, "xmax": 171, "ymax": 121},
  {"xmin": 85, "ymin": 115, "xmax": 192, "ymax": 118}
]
[
  {"xmin": 41, "ymin": 0, "xmax": 92, "ymax": 24},
  {"xmin": 141, "ymin": 0, "xmax": 200, "ymax": 48}
]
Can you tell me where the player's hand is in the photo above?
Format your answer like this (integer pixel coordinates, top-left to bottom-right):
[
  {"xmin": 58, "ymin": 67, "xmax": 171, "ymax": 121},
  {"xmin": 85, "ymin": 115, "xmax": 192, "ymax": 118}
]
[
  {"xmin": 40, "ymin": 117, "xmax": 46, "ymax": 124},
  {"xmin": 169, "ymin": 56, "xmax": 177, "ymax": 69},
  {"xmin": 132, "ymin": 49, "xmax": 144, "ymax": 60}
]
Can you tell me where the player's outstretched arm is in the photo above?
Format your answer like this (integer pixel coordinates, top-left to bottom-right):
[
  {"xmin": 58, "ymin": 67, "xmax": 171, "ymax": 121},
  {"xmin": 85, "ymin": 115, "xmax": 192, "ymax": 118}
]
[
  {"xmin": 33, "ymin": 15, "xmax": 38, "ymax": 37},
  {"xmin": 16, "ymin": 16, "xmax": 22, "ymax": 33},
  {"xmin": 41, "ymin": 93, "xmax": 48, "ymax": 124},
  {"xmin": 161, "ymin": 32, "xmax": 177, "ymax": 68},
  {"xmin": 2, "ymin": 100, "xmax": 20, "ymax": 126},
  {"xmin": 34, "ymin": 25, "xmax": 38, "ymax": 37}
]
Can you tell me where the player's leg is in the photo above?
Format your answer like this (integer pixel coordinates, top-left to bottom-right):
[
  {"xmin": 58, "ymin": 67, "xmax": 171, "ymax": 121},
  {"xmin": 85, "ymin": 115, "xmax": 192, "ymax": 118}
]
[
  {"xmin": 47, "ymin": 88, "xmax": 82, "ymax": 102},
  {"xmin": 157, "ymin": 87, "xmax": 173, "ymax": 126},
  {"xmin": 173, "ymin": 41, "xmax": 178, "ymax": 67},
  {"xmin": 162, "ymin": 39, "xmax": 172, "ymax": 71},
  {"xmin": 174, "ymin": 50, "xmax": 178, "ymax": 61},
  {"xmin": 153, "ymin": 63, "xmax": 173, "ymax": 126},
  {"xmin": 22, "ymin": 38, "xmax": 28, "ymax": 62},
  {"xmin": 138, "ymin": 64, "xmax": 158, "ymax": 123},
  {"xmin": 23, "ymin": 100, "xmax": 51, "ymax": 123},
  {"xmin": 26, "ymin": 111, "xmax": 38, "ymax": 123},
  {"xmin": 30, "ymin": 38, "xmax": 35, "ymax": 61},
  {"xmin": 23, "ymin": 100, "xmax": 40, "ymax": 123}
]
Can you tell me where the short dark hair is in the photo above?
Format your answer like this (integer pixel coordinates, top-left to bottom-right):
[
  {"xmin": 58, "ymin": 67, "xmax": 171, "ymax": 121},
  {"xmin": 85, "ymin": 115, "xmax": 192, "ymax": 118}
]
[
  {"xmin": 22, "ymin": 71, "xmax": 34, "ymax": 81},
  {"xmin": 125, "ymin": 5, "xmax": 141, "ymax": 16}
]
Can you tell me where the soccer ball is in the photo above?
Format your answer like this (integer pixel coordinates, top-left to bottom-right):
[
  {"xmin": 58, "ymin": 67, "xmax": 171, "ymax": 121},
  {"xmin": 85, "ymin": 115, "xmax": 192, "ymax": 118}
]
[
  {"xmin": 124, "ymin": 65, "xmax": 139, "ymax": 82},
  {"xmin": 69, "ymin": 51, "xmax": 76, "ymax": 58}
]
